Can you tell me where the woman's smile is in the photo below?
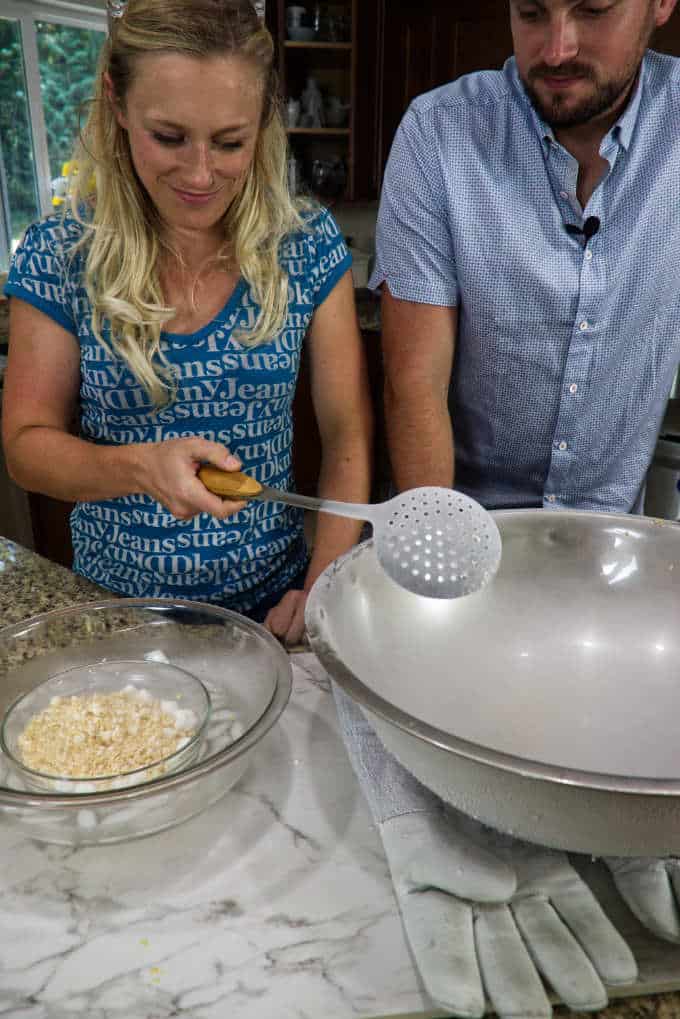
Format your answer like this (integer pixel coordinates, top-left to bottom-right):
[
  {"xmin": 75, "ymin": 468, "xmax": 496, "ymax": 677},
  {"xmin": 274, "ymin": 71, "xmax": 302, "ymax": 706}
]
[{"xmin": 169, "ymin": 184, "xmax": 223, "ymax": 205}]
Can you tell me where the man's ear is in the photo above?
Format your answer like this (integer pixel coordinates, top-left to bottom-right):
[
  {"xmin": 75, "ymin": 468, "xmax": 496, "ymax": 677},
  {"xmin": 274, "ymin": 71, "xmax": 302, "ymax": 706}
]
[
  {"xmin": 103, "ymin": 71, "xmax": 127, "ymax": 128},
  {"xmin": 655, "ymin": 0, "xmax": 678, "ymax": 30}
]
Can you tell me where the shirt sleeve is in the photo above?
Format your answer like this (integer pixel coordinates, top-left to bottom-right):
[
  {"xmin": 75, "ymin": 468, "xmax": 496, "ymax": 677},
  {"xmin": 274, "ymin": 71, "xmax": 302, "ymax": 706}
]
[
  {"xmin": 4, "ymin": 219, "xmax": 78, "ymax": 334},
  {"xmin": 368, "ymin": 104, "xmax": 459, "ymax": 306},
  {"xmin": 306, "ymin": 207, "xmax": 352, "ymax": 306}
]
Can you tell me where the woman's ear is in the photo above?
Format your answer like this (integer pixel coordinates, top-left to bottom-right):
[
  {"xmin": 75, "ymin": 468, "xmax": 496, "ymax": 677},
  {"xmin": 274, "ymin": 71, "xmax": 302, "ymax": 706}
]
[{"xmin": 103, "ymin": 71, "xmax": 127, "ymax": 128}]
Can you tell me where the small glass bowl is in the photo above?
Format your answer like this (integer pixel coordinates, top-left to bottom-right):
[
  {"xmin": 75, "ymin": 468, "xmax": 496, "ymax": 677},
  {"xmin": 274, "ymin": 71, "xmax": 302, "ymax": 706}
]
[{"xmin": 0, "ymin": 659, "xmax": 211, "ymax": 794}]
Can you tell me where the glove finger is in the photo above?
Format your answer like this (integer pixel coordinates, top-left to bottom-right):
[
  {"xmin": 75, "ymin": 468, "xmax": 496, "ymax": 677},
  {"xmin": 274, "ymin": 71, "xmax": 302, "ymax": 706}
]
[
  {"xmin": 611, "ymin": 860, "xmax": 680, "ymax": 943},
  {"xmin": 550, "ymin": 887, "xmax": 638, "ymax": 986},
  {"xmin": 512, "ymin": 896, "xmax": 608, "ymax": 1011},
  {"xmin": 400, "ymin": 889, "xmax": 485, "ymax": 1018},
  {"xmin": 475, "ymin": 904, "xmax": 552, "ymax": 1019}
]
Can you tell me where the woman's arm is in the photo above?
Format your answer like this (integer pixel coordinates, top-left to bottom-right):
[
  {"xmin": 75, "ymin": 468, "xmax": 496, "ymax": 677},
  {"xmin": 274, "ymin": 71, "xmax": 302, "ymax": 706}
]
[
  {"xmin": 2, "ymin": 298, "xmax": 245, "ymax": 519},
  {"xmin": 264, "ymin": 269, "xmax": 373, "ymax": 642},
  {"xmin": 306, "ymin": 269, "xmax": 373, "ymax": 583}
]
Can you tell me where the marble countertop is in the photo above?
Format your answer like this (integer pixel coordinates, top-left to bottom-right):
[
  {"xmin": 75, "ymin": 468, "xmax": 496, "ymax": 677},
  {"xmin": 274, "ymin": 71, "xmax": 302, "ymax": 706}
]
[{"xmin": 2, "ymin": 537, "xmax": 680, "ymax": 1019}]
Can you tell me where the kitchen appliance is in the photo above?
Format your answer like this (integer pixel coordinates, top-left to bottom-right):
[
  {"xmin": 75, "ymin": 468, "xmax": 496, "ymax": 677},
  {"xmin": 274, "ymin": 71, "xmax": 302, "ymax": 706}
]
[{"xmin": 306, "ymin": 510, "xmax": 680, "ymax": 857}]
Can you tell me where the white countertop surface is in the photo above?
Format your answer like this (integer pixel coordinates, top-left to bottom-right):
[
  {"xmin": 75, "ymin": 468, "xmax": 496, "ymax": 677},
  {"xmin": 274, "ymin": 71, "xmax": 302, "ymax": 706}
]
[{"xmin": 1, "ymin": 652, "xmax": 432, "ymax": 1019}]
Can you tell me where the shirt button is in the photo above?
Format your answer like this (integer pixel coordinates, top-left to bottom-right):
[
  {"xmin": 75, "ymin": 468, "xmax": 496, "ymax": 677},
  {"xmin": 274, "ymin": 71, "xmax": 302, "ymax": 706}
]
[
  {"xmin": 558, "ymin": 441, "xmax": 568, "ymax": 451},
  {"xmin": 547, "ymin": 494, "xmax": 557, "ymax": 503},
  {"xmin": 560, "ymin": 190, "xmax": 568, "ymax": 199},
  {"xmin": 579, "ymin": 320, "xmax": 589, "ymax": 331},
  {"xmin": 585, "ymin": 249, "xmax": 593, "ymax": 260},
  {"xmin": 569, "ymin": 383, "xmax": 578, "ymax": 394}
]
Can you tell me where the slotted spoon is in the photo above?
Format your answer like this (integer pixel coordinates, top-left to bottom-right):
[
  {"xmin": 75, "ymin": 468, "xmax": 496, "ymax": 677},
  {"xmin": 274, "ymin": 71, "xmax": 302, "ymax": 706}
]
[{"xmin": 199, "ymin": 467, "xmax": 501, "ymax": 599}]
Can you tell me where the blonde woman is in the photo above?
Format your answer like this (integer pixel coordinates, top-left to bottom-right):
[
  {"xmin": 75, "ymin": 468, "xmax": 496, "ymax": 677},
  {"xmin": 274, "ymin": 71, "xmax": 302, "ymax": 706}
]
[{"xmin": 2, "ymin": 0, "xmax": 371, "ymax": 644}]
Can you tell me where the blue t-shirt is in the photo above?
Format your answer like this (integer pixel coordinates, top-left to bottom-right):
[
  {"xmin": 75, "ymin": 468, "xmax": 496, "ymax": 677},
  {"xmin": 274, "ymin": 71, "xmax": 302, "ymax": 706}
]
[{"xmin": 5, "ymin": 208, "xmax": 351, "ymax": 610}]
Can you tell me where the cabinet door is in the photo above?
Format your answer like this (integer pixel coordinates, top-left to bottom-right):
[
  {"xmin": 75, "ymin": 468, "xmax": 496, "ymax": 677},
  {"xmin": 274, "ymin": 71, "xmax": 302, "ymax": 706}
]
[
  {"xmin": 29, "ymin": 493, "xmax": 73, "ymax": 567},
  {"xmin": 365, "ymin": 0, "xmax": 680, "ymax": 196},
  {"xmin": 653, "ymin": 8, "xmax": 680, "ymax": 54},
  {"xmin": 374, "ymin": 0, "xmax": 512, "ymax": 189}
]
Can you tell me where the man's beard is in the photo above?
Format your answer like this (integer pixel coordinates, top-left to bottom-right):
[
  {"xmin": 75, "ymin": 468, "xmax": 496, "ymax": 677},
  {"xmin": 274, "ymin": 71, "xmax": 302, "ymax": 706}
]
[
  {"xmin": 523, "ymin": 3, "xmax": 657, "ymax": 131},
  {"xmin": 523, "ymin": 61, "xmax": 641, "ymax": 128}
]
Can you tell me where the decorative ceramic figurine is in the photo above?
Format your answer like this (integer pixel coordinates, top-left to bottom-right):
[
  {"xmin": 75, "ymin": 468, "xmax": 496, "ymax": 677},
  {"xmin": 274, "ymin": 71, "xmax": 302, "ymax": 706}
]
[
  {"xmin": 287, "ymin": 153, "xmax": 302, "ymax": 196},
  {"xmin": 286, "ymin": 97, "xmax": 301, "ymax": 128},
  {"xmin": 286, "ymin": 5, "xmax": 306, "ymax": 29},
  {"xmin": 300, "ymin": 77, "xmax": 324, "ymax": 129},
  {"xmin": 324, "ymin": 95, "xmax": 350, "ymax": 127}
]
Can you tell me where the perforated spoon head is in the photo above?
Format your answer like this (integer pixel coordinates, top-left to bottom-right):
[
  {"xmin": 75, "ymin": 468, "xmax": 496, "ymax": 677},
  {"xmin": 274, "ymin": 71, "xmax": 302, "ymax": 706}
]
[
  {"xmin": 198, "ymin": 468, "xmax": 501, "ymax": 600},
  {"xmin": 371, "ymin": 487, "xmax": 502, "ymax": 599}
]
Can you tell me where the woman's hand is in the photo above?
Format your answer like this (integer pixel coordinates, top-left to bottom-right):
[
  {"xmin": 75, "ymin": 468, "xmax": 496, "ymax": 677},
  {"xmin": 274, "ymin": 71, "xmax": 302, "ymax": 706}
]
[
  {"xmin": 135, "ymin": 437, "xmax": 248, "ymax": 519},
  {"xmin": 264, "ymin": 589, "xmax": 308, "ymax": 646}
]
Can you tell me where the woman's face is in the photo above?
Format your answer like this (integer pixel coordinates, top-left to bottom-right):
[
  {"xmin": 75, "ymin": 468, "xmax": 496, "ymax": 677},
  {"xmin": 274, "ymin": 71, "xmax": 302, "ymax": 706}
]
[{"xmin": 111, "ymin": 52, "xmax": 263, "ymax": 237}]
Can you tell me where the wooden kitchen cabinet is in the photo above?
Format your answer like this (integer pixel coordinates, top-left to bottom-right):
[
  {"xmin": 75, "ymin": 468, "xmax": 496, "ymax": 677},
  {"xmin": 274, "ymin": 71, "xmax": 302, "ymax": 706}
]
[
  {"xmin": 270, "ymin": 0, "xmax": 358, "ymax": 200},
  {"xmin": 353, "ymin": 0, "xmax": 680, "ymax": 197},
  {"xmin": 654, "ymin": 8, "xmax": 680, "ymax": 57},
  {"xmin": 375, "ymin": 0, "xmax": 512, "ymax": 190},
  {"xmin": 28, "ymin": 492, "xmax": 73, "ymax": 568}
]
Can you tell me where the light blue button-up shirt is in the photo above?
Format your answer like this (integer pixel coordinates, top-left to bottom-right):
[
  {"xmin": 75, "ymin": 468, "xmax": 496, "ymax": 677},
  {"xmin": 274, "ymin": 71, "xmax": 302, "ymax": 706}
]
[{"xmin": 370, "ymin": 53, "xmax": 680, "ymax": 512}]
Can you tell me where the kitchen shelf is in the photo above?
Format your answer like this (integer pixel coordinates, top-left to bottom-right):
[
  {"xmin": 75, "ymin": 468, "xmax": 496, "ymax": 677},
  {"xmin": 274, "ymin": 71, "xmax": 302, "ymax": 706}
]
[
  {"xmin": 275, "ymin": 0, "xmax": 356, "ymax": 201},
  {"xmin": 287, "ymin": 128, "xmax": 350, "ymax": 136},
  {"xmin": 284, "ymin": 41, "xmax": 352, "ymax": 50}
]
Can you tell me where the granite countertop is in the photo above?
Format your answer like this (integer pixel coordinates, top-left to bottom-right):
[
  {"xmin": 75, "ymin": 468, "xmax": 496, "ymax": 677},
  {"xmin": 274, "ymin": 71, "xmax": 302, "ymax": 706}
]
[{"xmin": 2, "ymin": 537, "xmax": 680, "ymax": 1019}]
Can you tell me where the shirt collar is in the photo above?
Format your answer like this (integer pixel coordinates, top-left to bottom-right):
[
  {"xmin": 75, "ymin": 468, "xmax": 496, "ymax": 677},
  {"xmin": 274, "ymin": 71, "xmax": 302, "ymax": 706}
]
[{"xmin": 506, "ymin": 53, "xmax": 648, "ymax": 154}]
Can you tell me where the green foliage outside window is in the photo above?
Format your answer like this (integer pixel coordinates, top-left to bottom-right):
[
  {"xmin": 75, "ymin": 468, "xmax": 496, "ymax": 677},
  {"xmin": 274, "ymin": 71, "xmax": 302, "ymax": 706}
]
[
  {"xmin": 0, "ymin": 17, "xmax": 38, "ymax": 244},
  {"xmin": 36, "ymin": 20, "xmax": 104, "ymax": 181},
  {"xmin": 0, "ymin": 17, "xmax": 104, "ymax": 252}
]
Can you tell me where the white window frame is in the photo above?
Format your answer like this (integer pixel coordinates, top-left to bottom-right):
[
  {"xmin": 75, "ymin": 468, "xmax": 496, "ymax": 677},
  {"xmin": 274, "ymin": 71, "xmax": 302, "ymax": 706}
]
[{"xmin": 0, "ymin": 0, "xmax": 106, "ymax": 259}]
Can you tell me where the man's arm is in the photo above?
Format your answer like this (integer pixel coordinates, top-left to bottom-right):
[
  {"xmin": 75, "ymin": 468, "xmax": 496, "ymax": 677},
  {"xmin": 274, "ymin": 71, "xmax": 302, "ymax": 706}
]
[{"xmin": 381, "ymin": 284, "xmax": 458, "ymax": 492}]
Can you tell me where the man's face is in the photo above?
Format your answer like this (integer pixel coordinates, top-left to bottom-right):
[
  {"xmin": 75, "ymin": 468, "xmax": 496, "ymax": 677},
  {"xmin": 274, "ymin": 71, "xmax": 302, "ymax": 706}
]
[{"xmin": 510, "ymin": 0, "xmax": 676, "ymax": 128}]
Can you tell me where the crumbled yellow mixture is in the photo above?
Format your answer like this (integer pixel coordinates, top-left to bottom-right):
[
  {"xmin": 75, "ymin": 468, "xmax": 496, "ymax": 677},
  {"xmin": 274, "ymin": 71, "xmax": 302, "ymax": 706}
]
[{"xmin": 17, "ymin": 689, "xmax": 195, "ymax": 778}]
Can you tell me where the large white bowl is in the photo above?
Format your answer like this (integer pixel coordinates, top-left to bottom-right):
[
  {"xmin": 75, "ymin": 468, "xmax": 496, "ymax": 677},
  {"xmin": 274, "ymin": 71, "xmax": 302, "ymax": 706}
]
[{"xmin": 306, "ymin": 511, "xmax": 680, "ymax": 856}]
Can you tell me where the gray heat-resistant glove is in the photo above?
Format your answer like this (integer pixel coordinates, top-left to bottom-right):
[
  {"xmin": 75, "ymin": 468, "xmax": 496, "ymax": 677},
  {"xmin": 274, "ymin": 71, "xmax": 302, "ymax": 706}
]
[
  {"xmin": 605, "ymin": 857, "xmax": 680, "ymax": 942},
  {"xmin": 333, "ymin": 685, "xmax": 638, "ymax": 1019}
]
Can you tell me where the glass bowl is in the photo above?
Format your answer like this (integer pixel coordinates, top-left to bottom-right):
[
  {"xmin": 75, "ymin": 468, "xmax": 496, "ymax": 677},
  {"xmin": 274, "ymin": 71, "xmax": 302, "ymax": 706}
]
[
  {"xmin": 0, "ymin": 599, "xmax": 292, "ymax": 845},
  {"xmin": 1, "ymin": 659, "xmax": 211, "ymax": 793}
]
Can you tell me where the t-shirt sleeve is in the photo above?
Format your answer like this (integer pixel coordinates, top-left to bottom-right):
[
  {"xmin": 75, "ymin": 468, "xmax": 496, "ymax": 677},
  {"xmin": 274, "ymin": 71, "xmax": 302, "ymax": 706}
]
[
  {"xmin": 306, "ymin": 207, "xmax": 352, "ymax": 306},
  {"xmin": 4, "ymin": 220, "xmax": 78, "ymax": 334},
  {"xmin": 368, "ymin": 104, "xmax": 459, "ymax": 307}
]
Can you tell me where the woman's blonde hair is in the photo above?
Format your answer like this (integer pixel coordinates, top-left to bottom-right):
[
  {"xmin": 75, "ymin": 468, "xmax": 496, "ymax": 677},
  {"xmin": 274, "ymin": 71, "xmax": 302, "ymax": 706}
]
[{"xmin": 69, "ymin": 0, "xmax": 303, "ymax": 405}]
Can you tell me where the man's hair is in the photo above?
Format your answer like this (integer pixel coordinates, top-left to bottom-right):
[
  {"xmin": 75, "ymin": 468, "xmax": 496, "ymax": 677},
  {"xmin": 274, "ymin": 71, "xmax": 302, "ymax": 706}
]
[{"xmin": 68, "ymin": 0, "xmax": 303, "ymax": 405}]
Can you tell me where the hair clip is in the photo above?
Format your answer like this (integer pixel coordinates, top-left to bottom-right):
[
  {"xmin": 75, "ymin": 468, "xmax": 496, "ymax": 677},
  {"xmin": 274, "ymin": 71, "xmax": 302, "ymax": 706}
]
[{"xmin": 107, "ymin": 0, "xmax": 128, "ymax": 19}]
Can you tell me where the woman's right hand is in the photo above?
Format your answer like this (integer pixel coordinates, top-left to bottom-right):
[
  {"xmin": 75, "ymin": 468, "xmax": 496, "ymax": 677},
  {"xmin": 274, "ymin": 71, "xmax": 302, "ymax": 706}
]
[{"xmin": 133, "ymin": 437, "xmax": 248, "ymax": 519}]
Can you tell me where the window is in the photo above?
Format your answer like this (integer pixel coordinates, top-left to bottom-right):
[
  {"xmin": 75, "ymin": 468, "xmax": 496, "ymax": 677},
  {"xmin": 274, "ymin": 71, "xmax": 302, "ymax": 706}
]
[{"xmin": 0, "ymin": 1, "xmax": 106, "ymax": 271}]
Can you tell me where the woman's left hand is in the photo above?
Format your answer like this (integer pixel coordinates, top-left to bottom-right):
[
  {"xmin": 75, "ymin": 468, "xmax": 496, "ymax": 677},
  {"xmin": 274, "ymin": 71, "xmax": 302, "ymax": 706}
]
[{"xmin": 264, "ymin": 589, "xmax": 308, "ymax": 646}]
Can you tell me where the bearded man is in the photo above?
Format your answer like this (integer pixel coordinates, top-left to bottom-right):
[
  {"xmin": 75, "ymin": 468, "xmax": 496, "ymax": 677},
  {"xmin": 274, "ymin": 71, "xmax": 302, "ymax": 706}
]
[{"xmin": 371, "ymin": 0, "xmax": 680, "ymax": 514}]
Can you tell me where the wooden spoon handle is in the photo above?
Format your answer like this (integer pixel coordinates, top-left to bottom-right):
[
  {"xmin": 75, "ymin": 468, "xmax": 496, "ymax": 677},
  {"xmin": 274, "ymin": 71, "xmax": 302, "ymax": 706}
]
[{"xmin": 198, "ymin": 466, "xmax": 263, "ymax": 501}]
